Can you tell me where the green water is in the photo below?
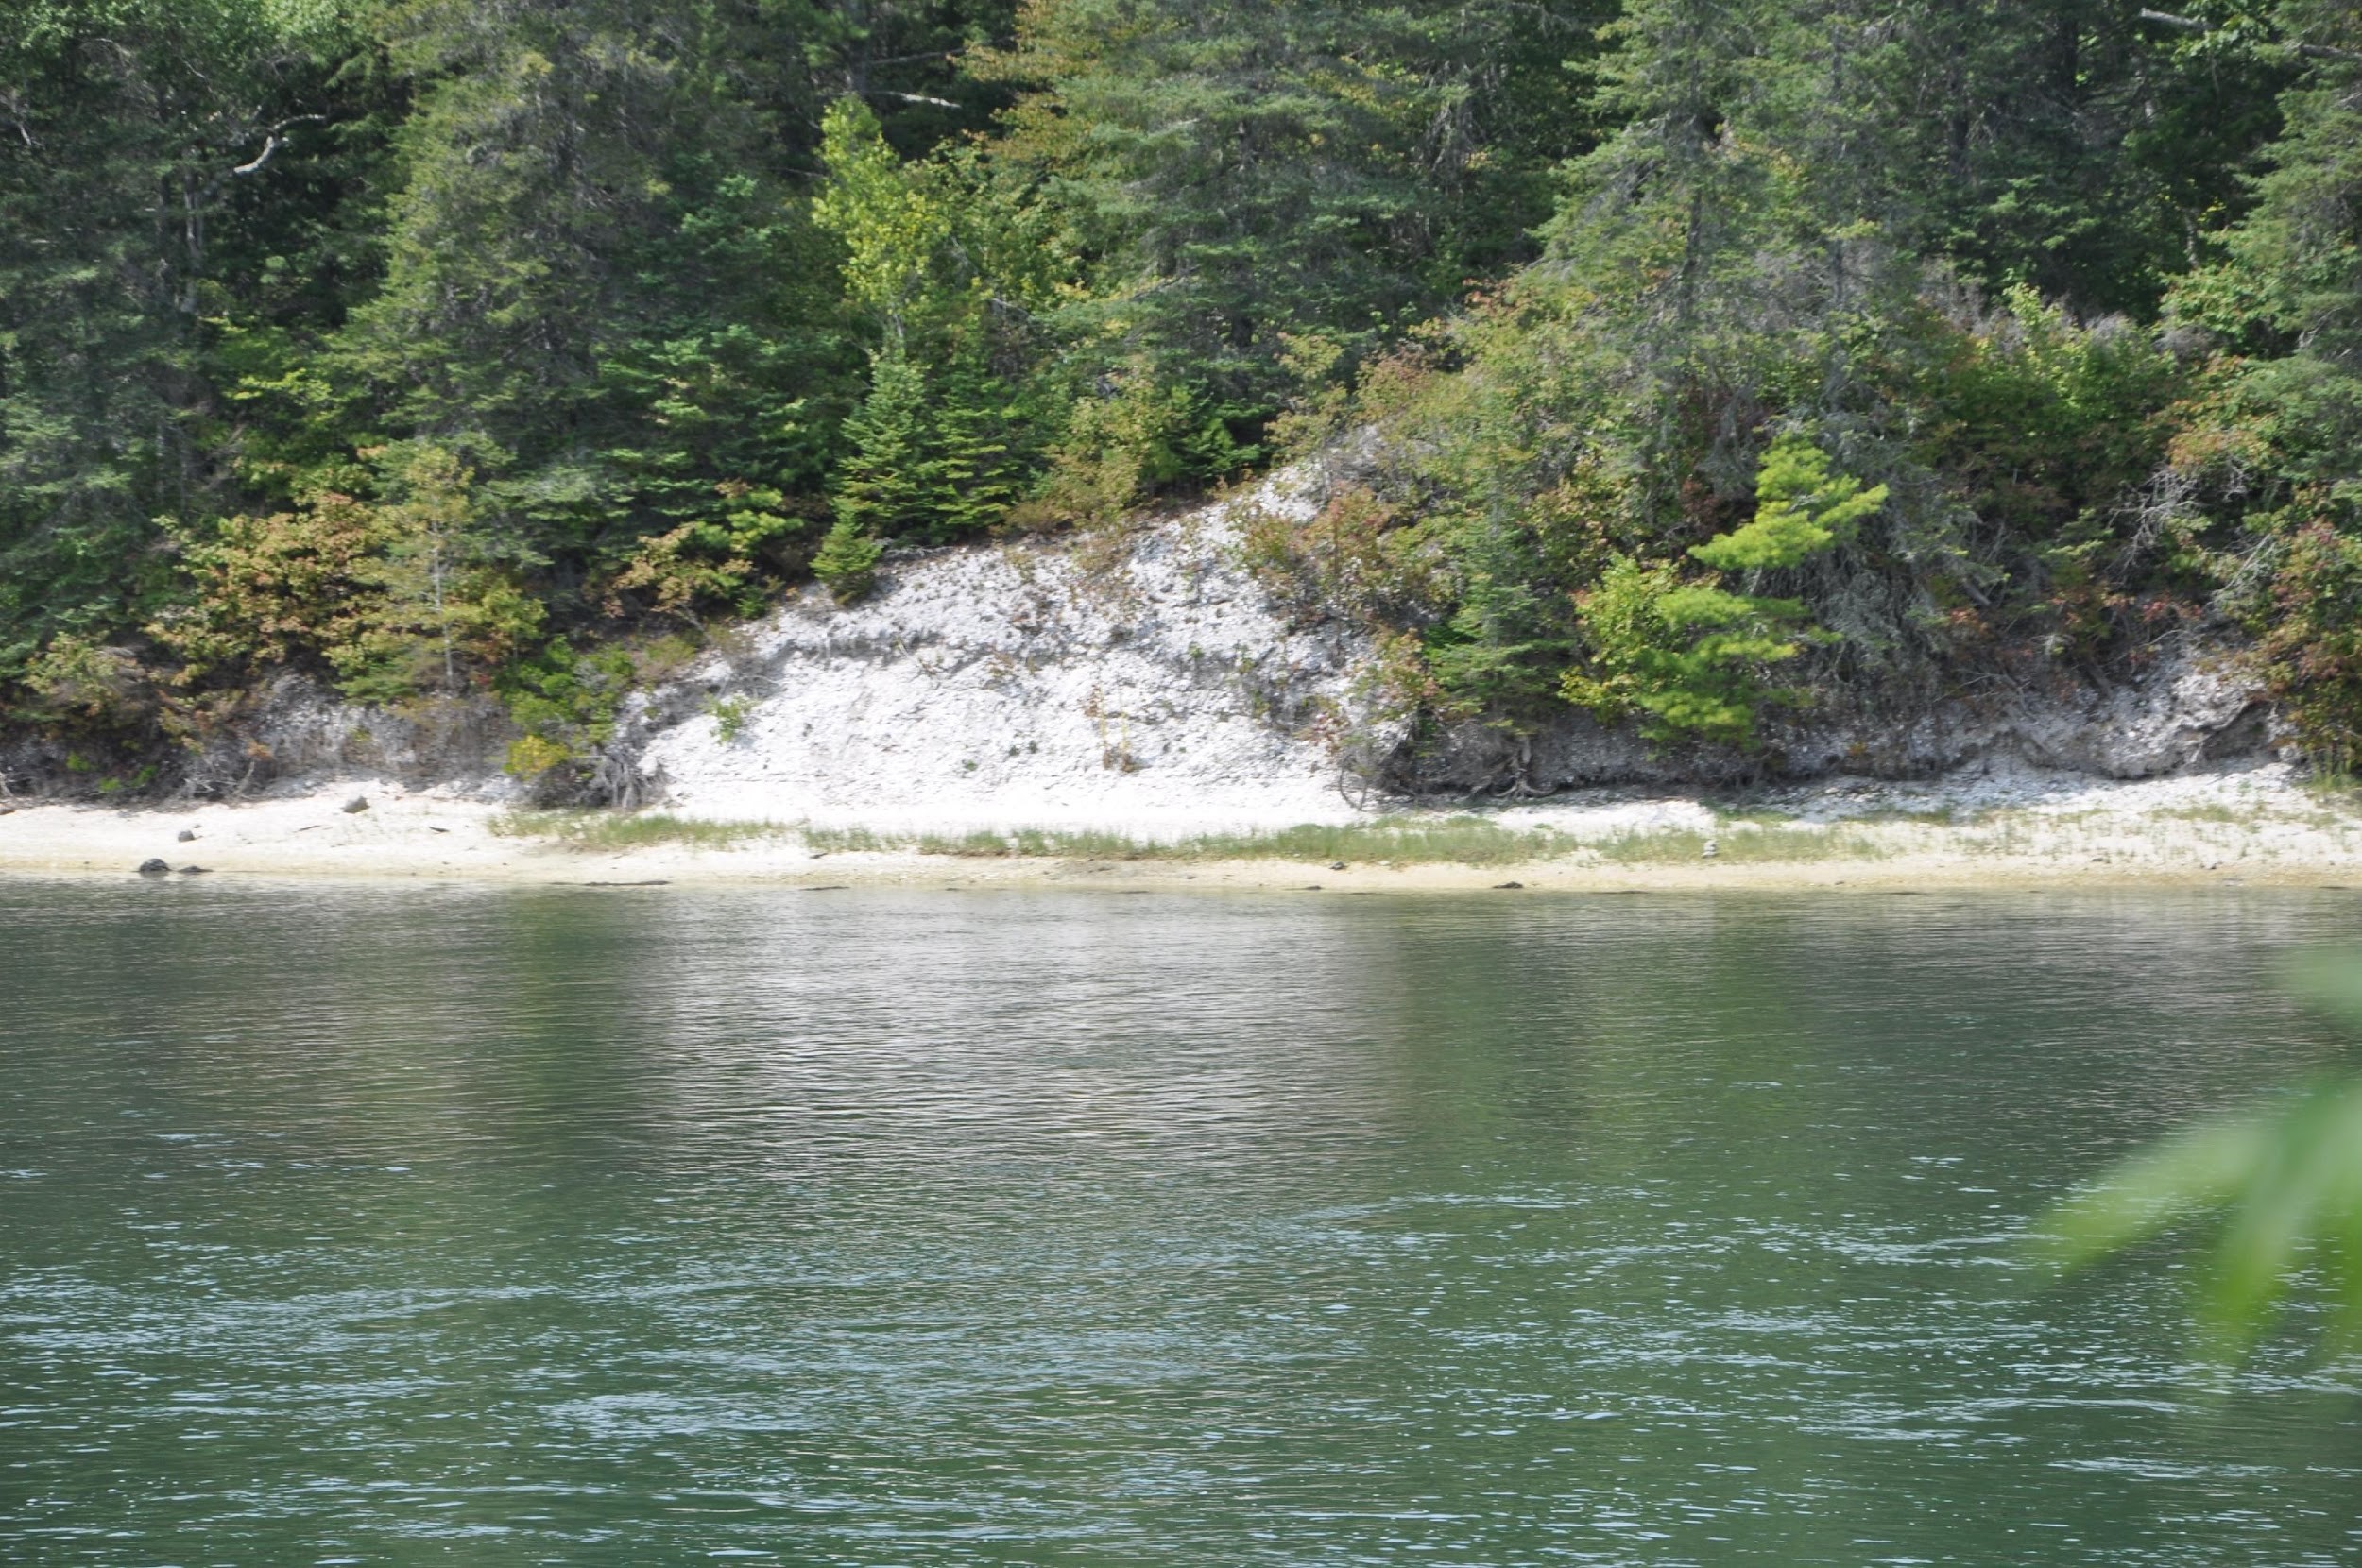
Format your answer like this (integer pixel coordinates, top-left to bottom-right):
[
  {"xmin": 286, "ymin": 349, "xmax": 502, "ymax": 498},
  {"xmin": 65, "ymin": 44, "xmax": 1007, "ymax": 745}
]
[{"xmin": 3, "ymin": 879, "xmax": 2359, "ymax": 1564}]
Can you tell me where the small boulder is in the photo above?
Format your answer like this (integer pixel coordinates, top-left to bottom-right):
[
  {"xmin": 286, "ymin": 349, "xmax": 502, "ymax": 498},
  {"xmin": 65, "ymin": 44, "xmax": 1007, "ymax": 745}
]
[
  {"xmin": 177, "ymin": 828, "xmax": 197, "ymax": 842},
  {"xmin": 136, "ymin": 858, "xmax": 170, "ymax": 877},
  {"xmin": 178, "ymin": 865, "xmax": 212, "ymax": 875},
  {"xmin": 1493, "ymin": 880, "xmax": 1524, "ymax": 890},
  {"xmin": 342, "ymin": 795, "xmax": 369, "ymax": 814},
  {"xmin": 1328, "ymin": 861, "xmax": 1347, "ymax": 872}
]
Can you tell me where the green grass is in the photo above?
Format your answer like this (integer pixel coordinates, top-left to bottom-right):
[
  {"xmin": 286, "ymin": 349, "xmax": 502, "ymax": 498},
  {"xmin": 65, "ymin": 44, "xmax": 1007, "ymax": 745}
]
[
  {"xmin": 2299, "ymin": 772, "xmax": 2362, "ymax": 805},
  {"xmin": 1173, "ymin": 819, "xmax": 1562, "ymax": 865},
  {"xmin": 877, "ymin": 815, "xmax": 1888, "ymax": 868},
  {"xmin": 496, "ymin": 810, "xmax": 1906, "ymax": 867},
  {"xmin": 1592, "ymin": 825, "xmax": 1883, "ymax": 865},
  {"xmin": 1708, "ymin": 799, "xmax": 1984, "ymax": 827},
  {"xmin": 1703, "ymin": 806, "xmax": 1802, "ymax": 827},
  {"xmin": 1865, "ymin": 806, "xmax": 1970, "ymax": 826},
  {"xmin": 882, "ymin": 816, "xmax": 1879, "ymax": 867},
  {"xmin": 489, "ymin": 810, "xmax": 791, "ymax": 851},
  {"xmin": 2149, "ymin": 801, "xmax": 2260, "ymax": 825},
  {"xmin": 809, "ymin": 817, "xmax": 1564, "ymax": 864},
  {"xmin": 802, "ymin": 825, "xmax": 1151, "ymax": 859}
]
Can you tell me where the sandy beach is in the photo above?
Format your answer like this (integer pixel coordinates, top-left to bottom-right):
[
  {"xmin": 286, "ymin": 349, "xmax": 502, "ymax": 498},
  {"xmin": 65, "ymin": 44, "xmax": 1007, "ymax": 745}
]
[{"xmin": 4, "ymin": 760, "xmax": 2359, "ymax": 894}]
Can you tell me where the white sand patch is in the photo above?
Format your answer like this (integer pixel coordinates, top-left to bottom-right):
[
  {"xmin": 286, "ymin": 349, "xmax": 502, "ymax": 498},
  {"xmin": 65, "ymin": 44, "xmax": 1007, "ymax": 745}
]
[{"xmin": 635, "ymin": 470, "xmax": 1386, "ymax": 837}]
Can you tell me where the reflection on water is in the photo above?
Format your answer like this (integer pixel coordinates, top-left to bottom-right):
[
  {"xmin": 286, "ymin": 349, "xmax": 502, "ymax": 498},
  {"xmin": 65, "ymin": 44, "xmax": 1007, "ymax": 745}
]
[{"xmin": 2, "ymin": 879, "xmax": 2359, "ymax": 1564}]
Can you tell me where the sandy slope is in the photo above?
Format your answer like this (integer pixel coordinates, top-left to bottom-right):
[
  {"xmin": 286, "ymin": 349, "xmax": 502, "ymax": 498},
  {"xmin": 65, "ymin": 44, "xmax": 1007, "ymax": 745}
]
[
  {"xmin": 4, "ymin": 761, "xmax": 2359, "ymax": 894},
  {"xmin": 616, "ymin": 465, "xmax": 2275, "ymax": 824},
  {"xmin": 632, "ymin": 469, "xmax": 1385, "ymax": 833}
]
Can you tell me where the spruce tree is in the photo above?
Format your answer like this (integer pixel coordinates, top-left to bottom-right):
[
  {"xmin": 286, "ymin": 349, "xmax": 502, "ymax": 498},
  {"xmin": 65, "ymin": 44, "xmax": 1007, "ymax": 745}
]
[
  {"xmin": 830, "ymin": 349, "xmax": 934, "ymax": 540},
  {"xmin": 923, "ymin": 353, "xmax": 1021, "ymax": 541}
]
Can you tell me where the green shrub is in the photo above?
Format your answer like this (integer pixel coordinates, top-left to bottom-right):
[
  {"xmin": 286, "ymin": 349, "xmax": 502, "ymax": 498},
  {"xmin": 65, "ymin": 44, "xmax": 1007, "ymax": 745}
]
[
  {"xmin": 500, "ymin": 643, "xmax": 637, "ymax": 780},
  {"xmin": 2258, "ymin": 521, "xmax": 2362, "ymax": 773},
  {"xmin": 1560, "ymin": 440, "xmax": 1884, "ymax": 748},
  {"xmin": 710, "ymin": 694, "xmax": 755, "ymax": 743},
  {"xmin": 811, "ymin": 520, "xmax": 885, "ymax": 605}
]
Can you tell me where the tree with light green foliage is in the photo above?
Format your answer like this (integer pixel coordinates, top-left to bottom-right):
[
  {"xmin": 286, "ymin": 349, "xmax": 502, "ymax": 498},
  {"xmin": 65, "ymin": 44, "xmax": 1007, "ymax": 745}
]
[
  {"xmin": 1560, "ymin": 438, "xmax": 1886, "ymax": 747},
  {"xmin": 1690, "ymin": 437, "xmax": 1888, "ymax": 574},
  {"xmin": 814, "ymin": 96, "xmax": 1050, "ymax": 541},
  {"xmin": 2034, "ymin": 951, "xmax": 2362, "ymax": 1363}
]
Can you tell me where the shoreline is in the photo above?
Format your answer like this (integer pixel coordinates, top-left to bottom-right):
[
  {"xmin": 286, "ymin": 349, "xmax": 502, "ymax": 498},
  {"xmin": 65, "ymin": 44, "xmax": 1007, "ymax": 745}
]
[{"xmin": 5, "ymin": 765, "xmax": 2360, "ymax": 895}]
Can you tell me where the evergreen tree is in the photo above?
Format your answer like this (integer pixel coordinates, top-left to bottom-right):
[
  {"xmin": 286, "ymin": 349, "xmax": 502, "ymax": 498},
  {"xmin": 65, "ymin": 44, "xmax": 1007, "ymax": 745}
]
[
  {"xmin": 973, "ymin": 0, "xmax": 1617, "ymax": 472},
  {"xmin": 0, "ymin": 0, "xmax": 384, "ymax": 675},
  {"xmin": 924, "ymin": 352, "xmax": 1022, "ymax": 540},
  {"xmin": 830, "ymin": 348, "xmax": 934, "ymax": 538},
  {"xmin": 2162, "ymin": 1, "xmax": 2362, "ymax": 761},
  {"xmin": 4, "ymin": 0, "xmax": 2359, "ymax": 771}
]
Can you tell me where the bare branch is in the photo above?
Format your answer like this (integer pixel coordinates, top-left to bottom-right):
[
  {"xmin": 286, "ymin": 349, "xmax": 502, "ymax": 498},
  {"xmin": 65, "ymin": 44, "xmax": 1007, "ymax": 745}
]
[
  {"xmin": 231, "ymin": 136, "xmax": 283, "ymax": 177},
  {"xmin": 0, "ymin": 88, "xmax": 35, "ymax": 148},
  {"xmin": 197, "ymin": 113, "xmax": 332, "ymax": 208},
  {"xmin": 237, "ymin": 112, "xmax": 329, "ymax": 174},
  {"xmin": 2138, "ymin": 8, "xmax": 2360, "ymax": 62},
  {"xmin": 861, "ymin": 90, "xmax": 963, "ymax": 111}
]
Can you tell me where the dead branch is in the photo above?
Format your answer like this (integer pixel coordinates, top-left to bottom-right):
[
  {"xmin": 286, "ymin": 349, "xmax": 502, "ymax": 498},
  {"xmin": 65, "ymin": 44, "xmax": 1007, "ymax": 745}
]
[{"xmin": 2137, "ymin": 9, "xmax": 2360, "ymax": 63}]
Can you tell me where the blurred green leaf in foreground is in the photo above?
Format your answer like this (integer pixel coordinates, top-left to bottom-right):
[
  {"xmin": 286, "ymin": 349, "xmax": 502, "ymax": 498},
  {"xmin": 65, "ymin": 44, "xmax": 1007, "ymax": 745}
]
[{"xmin": 2030, "ymin": 953, "xmax": 2362, "ymax": 1361}]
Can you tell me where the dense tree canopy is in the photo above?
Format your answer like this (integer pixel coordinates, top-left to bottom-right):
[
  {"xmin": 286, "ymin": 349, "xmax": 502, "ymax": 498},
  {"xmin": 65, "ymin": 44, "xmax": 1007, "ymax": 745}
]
[{"xmin": 3, "ymin": 0, "xmax": 2359, "ymax": 784}]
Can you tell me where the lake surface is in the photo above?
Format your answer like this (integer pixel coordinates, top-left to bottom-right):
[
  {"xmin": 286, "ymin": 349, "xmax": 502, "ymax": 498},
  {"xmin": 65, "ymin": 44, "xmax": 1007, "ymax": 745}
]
[{"xmin": 3, "ymin": 878, "xmax": 2359, "ymax": 1565}]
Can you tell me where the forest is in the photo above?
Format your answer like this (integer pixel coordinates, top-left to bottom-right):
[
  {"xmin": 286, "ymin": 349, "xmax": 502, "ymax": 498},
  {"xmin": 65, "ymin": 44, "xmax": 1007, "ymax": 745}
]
[{"xmin": 2, "ymin": 0, "xmax": 2358, "ymax": 787}]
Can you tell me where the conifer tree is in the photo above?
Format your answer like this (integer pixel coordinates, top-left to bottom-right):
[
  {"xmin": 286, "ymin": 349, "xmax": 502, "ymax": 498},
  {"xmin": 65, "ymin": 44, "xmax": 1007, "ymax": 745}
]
[
  {"xmin": 923, "ymin": 353, "xmax": 1022, "ymax": 541},
  {"xmin": 974, "ymin": 0, "xmax": 1617, "ymax": 470},
  {"xmin": 830, "ymin": 349, "xmax": 934, "ymax": 541}
]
